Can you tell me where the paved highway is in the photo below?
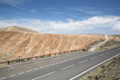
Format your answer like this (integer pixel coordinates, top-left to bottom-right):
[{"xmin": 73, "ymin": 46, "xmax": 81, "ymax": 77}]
[{"xmin": 0, "ymin": 47, "xmax": 120, "ymax": 80}]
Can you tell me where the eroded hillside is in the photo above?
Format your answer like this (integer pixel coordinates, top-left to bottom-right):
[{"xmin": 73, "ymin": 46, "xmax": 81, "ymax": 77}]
[{"xmin": 0, "ymin": 31, "xmax": 106, "ymax": 62}]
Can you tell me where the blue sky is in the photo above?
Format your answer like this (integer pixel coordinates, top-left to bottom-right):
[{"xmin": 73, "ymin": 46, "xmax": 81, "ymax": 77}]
[{"xmin": 0, "ymin": 0, "xmax": 120, "ymax": 34}]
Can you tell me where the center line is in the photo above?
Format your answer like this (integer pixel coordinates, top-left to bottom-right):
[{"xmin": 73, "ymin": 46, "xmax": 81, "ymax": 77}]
[
  {"xmin": 60, "ymin": 61, "xmax": 63, "ymax": 63},
  {"xmin": 26, "ymin": 70, "xmax": 32, "ymax": 72},
  {"xmin": 34, "ymin": 68, "xmax": 39, "ymax": 70},
  {"xmin": 51, "ymin": 63, "xmax": 55, "ymax": 65},
  {"xmin": 56, "ymin": 62, "xmax": 59, "ymax": 64},
  {"xmin": 64, "ymin": 60, "xmax": 66, "ymax": 62},
  {"xmin": 40, "ymin": 66, "xmax": 44, "ymax": 69},
  {"xmin": 46, "ymin": 65, "xmax": 50, "ymax": 67},
  {"xmin": 31, "ymin": 71, "xmax": 55, "ymax": 80},
  {"xmin": 18, "ymin": 72, "xmax": 24, "ymax": 75},
  {"xmin": 79, "ymin": 59, "xmax": 88, "ymax": 64},
  {"xmin": 61, "ymin": 64, "xmax": 75, "ymax": 70},
  {"xmin": 91, "ymin": 56, "xmax": 97, "ymax": 59},
  {"xmin": 99, "ymin": 54, "xmax": 104, "ymax": 56},
  {"xmin": 0, "ymin": 77, "xmax": 6, "ymax": 80},
  {"xmin": 105, "ymin": 52, "xmax": 109, "ymax": 54},
  {"xmin": 9, "ymin": 74, "xmax": 16, "ymax": 77}
]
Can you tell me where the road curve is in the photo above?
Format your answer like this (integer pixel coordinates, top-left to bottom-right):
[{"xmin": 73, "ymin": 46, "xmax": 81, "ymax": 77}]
[{"xmin": 0, "ymin": 47, "xmax": 120, "ymax": 80}]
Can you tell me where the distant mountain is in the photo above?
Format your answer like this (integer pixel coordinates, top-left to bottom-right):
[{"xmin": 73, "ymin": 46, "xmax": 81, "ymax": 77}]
[{"xmin": 0, "ymin": 26, "xmax": 38, "ymax": 33}]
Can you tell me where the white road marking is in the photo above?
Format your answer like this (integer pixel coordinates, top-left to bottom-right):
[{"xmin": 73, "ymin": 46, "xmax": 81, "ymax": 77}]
[
  {"xmin": 79, "ymin": 59, "xmax": 88, "ymax": 64},
  {"xmin": 74, "ymin": 58, "xmax": 76, "ymax": 59},
  {"xmin": 76, "ymin": 56, "xmax": 79, "ymax": 58},
  {"xmin": 9, "ymin": 74, "xmax": 16, "ymax": 77},
  {"xmin": 51, "ymin": 63, "xmax": 55, "ymax": 65},
  {"xmin": 61, "ymin": 64, "xmax": 75, "ymax": 70},
  {"xmin": 31, "ymin": 71, "xmax": 55, "ymax": 80},
  {"xmin": 91, "ymin": 56, "xmax": 97, "ymax": 59},
  {"xmin": 56, "ymin": 62, "xmax": 59, "ymax": 64},
  {"xmin": 40, "ymin": 66, "xmax": 44, "ymax": 69},
  {"xmin": 67, "ymin": 59, "xmax": 70, "ymax": 61},
  {"xmin": 0, "ymin": 77, "xmax": 6, "ymax": 80},
  {"xmin": 99, "ymin": 54, "xmax": 104, "ymax": 56},
  {"xmin": 70, "ymin": 53, "xmax": 120, "ymax": 80},
  {"xmin": 18, "ymin": 72, "xmax": 24, "ymax": 75},
  {"xmin": 64, "ymin": 60, "xmax": 66, "ymax": 62},
  {"xmin": 26, "ymin": 70, "xmax": 32, "ymax": 72},
  {"xmin": 34, "ymin": 68, "xmax": 39, "ymax": 70},
  {"xmin": 46, "ymin": 65, "xmax": 50, "ymax": 67},
  {"xmin": 105, "ymin": 52, "xmax": 109, "ymax": 54},
  {"xmin": 60, "ymin": 61, "xmax": 63, "ymax": 63}
]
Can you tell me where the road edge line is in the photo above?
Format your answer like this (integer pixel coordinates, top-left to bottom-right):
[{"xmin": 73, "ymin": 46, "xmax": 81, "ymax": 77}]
[{"xmin": 69, "ymin": 53, "xmax": 120, "ymax": 80}]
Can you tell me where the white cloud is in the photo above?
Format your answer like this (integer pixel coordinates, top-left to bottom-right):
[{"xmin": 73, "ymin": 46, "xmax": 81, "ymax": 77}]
[
  {"xmin": 67, "ymin": 7, "xmax": 102, "ymax": 15},
  {"xmin": 0, "ymin": 16, "xmax": 120, "ymax": 34},
  {"xmin": 0, "ymin": 0, "xmax": 25, "ymax": 6},
  {"xmin": 30, "ymin": 9, "xmax": 37, "ymax": 13},
  {"xmin": 0, "ymin": 0, "xmax": 33, "ymax": 9},
  {"xmin": 111, "ymin": 21, "xmax": 120, "ymax": 30}
]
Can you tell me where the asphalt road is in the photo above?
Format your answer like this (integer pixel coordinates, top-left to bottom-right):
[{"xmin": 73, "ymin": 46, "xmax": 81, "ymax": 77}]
[{"xmin": 0, "ymin": 47, "xmax": 120, "ymax": 80}]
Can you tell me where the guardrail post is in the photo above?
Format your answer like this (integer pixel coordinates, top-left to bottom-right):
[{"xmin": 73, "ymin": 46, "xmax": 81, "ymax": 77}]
[
  {"xmin": 36, "ymin": 56, "xmax": 37, "ymax": 59},
  {"xmin": 59, "ymin": 52, "xmax": 61, "ymax": 55},
  {"xmin": 19, "ymin": 59, "xmax": 20, "ymax": 63},
  {"xmin": 28, "ymin": 58, "xmax": 29, "ymax": 61},
  {"xmin": 8, "ymin": 61, "xmax": 10, "ymax": 65}
]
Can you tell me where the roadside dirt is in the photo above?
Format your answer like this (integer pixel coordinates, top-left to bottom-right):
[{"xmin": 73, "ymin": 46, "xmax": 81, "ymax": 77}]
[{"xmin": 78, "ymin": 55, "xmax": 120, "ymax": 80}]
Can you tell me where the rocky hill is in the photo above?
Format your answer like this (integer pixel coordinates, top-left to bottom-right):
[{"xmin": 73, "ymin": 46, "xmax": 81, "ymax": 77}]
[
  {"xmin": 0, "ymin": 26, "xmax": 38, "ymax": 33},
  {"xmin": 0, "ymin": 26, "xmax": 119, "ymax": 63}
]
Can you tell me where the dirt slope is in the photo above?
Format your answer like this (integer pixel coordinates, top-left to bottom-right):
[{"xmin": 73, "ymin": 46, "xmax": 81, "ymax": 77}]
[
  {"xmin": 0, "ymin": 26, "xmax": 119, "ymax": 62},
  {"xmin": 0, "ymin": 31, "xmax": 106, "ymax": 62}
]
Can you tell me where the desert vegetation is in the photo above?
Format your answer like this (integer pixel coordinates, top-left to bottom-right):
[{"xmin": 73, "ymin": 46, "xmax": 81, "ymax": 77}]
[{"xmin": 96, "ymin": 40, "xmax": 120, "ymax": 51}]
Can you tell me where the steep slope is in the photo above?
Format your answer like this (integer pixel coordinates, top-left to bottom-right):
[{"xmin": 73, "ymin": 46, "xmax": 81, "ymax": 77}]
[
  {"xmin": 0, "ymin": 31, "xmax": 106, "ymax": 62},
  {"xmin": 0, "ymin": 26, "xmax": 38, "ymax": 33}
]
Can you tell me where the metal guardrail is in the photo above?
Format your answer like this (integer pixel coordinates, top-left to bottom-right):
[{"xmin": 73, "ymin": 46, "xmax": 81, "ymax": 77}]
[{"xmin": 0, "ymin": 49, "xmax": 81, "ymax": 65}]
